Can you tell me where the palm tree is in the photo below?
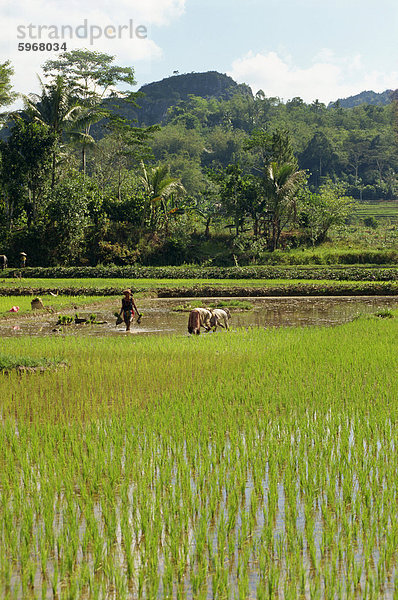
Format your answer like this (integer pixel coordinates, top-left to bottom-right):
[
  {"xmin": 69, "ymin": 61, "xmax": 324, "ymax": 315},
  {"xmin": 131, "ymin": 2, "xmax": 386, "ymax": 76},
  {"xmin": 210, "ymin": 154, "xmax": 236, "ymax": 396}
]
[
  {"xmin": 140, "ymin": 163, "xmax": 186, "ymax": 232},
  {"xmin": 0, "ymin": 60, "xmax": 17, "ymax": 116},
  {"xmin": 264, "ymin": 161, "xmax": 306, "ymax": 250},
  {"xmin": 22, "ymin": 76, "xmax": 81, "ymax": 186},
  {"xmin": 67, "ymin": 106, "xmax": 107, "ymax": 175}
]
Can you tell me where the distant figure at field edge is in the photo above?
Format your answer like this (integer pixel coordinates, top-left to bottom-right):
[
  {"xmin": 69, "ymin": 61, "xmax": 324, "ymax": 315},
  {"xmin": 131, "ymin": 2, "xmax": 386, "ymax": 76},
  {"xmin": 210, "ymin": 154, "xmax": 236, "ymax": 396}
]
[
  {"xmin": 20, "ymin": 252, "xmax": 27, "ymax": 268},
  {"xmin": 119, "ymin": 289, "xmax": 139, "ymax": 332},
  {"xmin": 0, "ymin": 255, "xmax": 7, "ymax": 270},
  {"xmin": 188, "ymin": 307, "xmax": 212, "ymax": 335},
  {"xmin": 210, "ymin": 308, "xmax": 231, "ymax": 331}
]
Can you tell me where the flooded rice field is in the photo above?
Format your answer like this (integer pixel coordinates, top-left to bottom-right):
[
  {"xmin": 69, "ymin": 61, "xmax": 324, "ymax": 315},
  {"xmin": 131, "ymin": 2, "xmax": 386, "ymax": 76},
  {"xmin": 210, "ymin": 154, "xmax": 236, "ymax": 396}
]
[
  {"xmin": 1, "ymin": 295, "xmax": 398, "ymax": 337},
  {"xmin": 2, "ymin": 297, "xmax": 398, "ymax": 599}
]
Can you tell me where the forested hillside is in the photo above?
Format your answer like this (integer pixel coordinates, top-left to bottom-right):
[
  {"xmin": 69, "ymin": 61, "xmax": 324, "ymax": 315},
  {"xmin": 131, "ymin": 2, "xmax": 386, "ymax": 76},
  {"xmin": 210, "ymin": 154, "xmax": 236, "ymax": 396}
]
[
  {"xmin": 146, "ymin": 86, "xmax": 397, "ymax": 200},
  {"xmin": 329, "ymin": 89, "xmax": 394, "ymax": 108},
  {"xmin": 0, "ymin": 52, "xmax": 397, "ymax": 267}
]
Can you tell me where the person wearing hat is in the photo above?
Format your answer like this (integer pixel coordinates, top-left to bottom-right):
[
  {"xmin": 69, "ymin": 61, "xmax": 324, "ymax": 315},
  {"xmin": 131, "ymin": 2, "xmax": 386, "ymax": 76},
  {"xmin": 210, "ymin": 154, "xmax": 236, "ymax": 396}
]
[
  {"xmin": 119, "ymin": 289, "xmax": 139, "ymax": 331},
  {"xmin": 20, "ymin": 252, "xmax": 27, "ymax": 268}
]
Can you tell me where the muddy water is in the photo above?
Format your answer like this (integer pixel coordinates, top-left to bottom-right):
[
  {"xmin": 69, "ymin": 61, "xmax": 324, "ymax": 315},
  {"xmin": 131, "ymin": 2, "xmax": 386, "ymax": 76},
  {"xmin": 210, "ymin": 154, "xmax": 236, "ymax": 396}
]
[{"xmin": 1, "ymin": 296, "xmax": 398, "ymax": 338}]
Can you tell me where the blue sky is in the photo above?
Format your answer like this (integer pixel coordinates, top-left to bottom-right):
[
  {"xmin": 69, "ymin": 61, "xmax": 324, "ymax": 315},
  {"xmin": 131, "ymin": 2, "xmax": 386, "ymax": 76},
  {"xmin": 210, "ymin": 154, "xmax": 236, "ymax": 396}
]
[{"xmin": 1, "ymin": 0, "xmax": 397, "ymax": 106}]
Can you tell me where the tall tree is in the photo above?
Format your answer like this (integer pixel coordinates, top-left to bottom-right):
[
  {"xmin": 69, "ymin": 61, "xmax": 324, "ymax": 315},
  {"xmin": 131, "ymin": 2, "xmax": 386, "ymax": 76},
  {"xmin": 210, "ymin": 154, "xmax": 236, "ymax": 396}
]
[
  {"xmin": 342, "ymin": 132, "xmax": 371, "ymax": 188},
  {"xmin": 140, "ymin": 163, "xmax": 186, "ymax": 232},
  {"xmin": 263, "ymin": 162, "xmax": 307, "ymax": 251},
  {"xmin": 300, "ymin": 183, "xmax": 356, "ymax": 245},
  {"xmin": 100, "ymin": 106, "xmax": 157, "ymax": 200},
  {"xmin": 0, "ymin": 61, "xmax": 17, "ymax": 118},
  {"xmin": 245, "ymin": 128, "xmax": 296, "ymax": 172},
  {"xmin": 22, "ymin": 76, "xmax": 80, "ymax": 186},
  {"xmin": 0, "ymin": 117, "xmax": 55, "ymax": 227},
  {"xmin": 299, "ymin": 131, "xmax": 339, "ymax": 188},
  {"xmin": 195, "ymin": 179, "xmax": 223, "ymax": 238},
  {"xmin": 43, "ymin": 50, "xmax": 136, "ymax": 172},
  {"xmin": 46, "ymin": 172, "xmax": 96, "ymax": 264},
  {"xmin": 209, "ymin": 164, "xmax": 255, "ymax": 236}
]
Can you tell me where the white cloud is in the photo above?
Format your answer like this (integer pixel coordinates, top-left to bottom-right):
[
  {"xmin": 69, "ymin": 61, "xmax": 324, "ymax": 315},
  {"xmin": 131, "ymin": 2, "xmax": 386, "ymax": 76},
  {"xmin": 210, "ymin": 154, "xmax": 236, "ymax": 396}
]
[
  {"xmin": 228, "ymin": 50, "xmax": 398, "ymax": 103},
  {"xmin": 1, "ymin": 0, "xmax": 187, "ymax": 106},
  {"xmin": 128, "ymin": 0, "xmax": 187, "ymax": 26},
  {"xmin": 3, "ymin": 0, "xmax": 187, "ymax": 29}
]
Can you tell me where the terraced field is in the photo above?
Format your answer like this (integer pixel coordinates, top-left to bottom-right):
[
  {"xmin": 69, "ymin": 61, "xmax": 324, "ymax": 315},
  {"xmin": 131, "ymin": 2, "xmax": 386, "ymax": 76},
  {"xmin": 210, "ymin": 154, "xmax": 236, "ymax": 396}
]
[{"xmin": 355, "ymin": 200, "xmax": 398, "ymax": 221}]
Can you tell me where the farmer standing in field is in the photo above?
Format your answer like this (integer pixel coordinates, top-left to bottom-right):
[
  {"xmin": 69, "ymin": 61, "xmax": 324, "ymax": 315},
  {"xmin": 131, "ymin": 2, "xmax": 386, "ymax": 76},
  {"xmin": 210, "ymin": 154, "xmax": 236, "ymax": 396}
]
[{"xmin": 119, "ymin": 289, "xmax": 140, "ymax": 332}]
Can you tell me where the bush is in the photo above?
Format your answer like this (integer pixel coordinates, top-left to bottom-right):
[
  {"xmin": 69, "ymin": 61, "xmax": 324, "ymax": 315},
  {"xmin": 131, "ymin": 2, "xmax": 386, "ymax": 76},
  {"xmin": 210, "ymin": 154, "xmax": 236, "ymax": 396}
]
[
  {"xmin": 363, "ymin": 216, "xmax": 378, "ymax": 229},
  {"xmin": 3, "ymin": 264, "xmax": 398, "ymax": 281},
  {"xmin": 96, "ymin": 241, "xmax": 134, "ymax": 265}
]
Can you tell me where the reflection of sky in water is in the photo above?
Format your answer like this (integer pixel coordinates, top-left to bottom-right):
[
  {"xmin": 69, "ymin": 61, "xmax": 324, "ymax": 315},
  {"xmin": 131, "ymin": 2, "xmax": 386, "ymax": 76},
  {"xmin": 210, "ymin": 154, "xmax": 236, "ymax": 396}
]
[{"xmin": 1, "ymin": 296, "xmax": 398, "ymax": 338}]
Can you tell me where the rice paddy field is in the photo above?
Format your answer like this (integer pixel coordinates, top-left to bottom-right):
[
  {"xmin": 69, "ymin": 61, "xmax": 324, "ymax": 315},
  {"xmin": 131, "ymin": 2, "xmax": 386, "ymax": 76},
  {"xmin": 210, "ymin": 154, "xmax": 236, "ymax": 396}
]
[
  {"xmin": 0, "ymin": 278, "xmax": 357, "ymax": 292},
  {"xmin": 1, "ymin": 278, "xmax": 331, "ymax": 293},
  {"xmin": 0, "ymin": 296, "xmax": 110, "ymax": 315},
  {"xmin": 354, "ymin": 200, "xmax": 398, "ymax": 222},
  {"xmin": 1, "ymin": 311, "xmax": 398, "ymax": 599}
]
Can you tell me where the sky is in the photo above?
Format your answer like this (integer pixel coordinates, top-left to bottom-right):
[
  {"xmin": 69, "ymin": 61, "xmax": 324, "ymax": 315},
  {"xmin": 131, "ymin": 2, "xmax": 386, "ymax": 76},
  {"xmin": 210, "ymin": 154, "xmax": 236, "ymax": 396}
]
[{"xmin": 1, "ymin": 0, "xmax": 397, "ymax": 107}]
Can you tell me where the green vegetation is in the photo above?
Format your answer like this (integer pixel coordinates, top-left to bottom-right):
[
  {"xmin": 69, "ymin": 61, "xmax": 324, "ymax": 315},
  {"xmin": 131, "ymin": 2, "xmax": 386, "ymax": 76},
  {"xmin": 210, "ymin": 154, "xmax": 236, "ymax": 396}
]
[
  {"xmin": 0, "ymin": 60, "xmax": 17, "ymax": 115},
  {"xmin": 56, "ymin": 314, "xmax": 74, "ymax": 325},
  {"xmin": 0, "ymin": 353, "xmax": 62, "ymax": 372},
  {"xmin": 1, "ymin": 268, "xmax": 398, "ymax": 300},
  {"xmin": 2, "ymin": 261, "xmax": 398, "ymax": 280},
  {"xmin": 373, "ymin": 309, "xmax": 394, "ymax": 318},
  {"xmin": 210, "ymin": 299, "xmax": 253, "ymax": 310},
  {"xmin": 172, "ymin": 299, "xmax": 254, "ymax": 312},
  {"xmin": 1, "ymin": 317, "xmax": 398, "ymax": 597},
  {"xmin": 355, "ymin": 200, "xmax": 398, "ymax": 221},
  {"xmin": 2, "ymin": 43, "xmax": 398, "ymax": 600},
  {"xmin": 0, "ymin": 294, "xmax": 110, "ymax": 314},
  {"xmin": 157, "ymin": 281, "xmax": 398, "ymax": 297},
  {"xmin": 1, "ymin": 53, "xmax": 397, "ymax": 267},
  {"xmin": 56, "ymin": 313, "xmax": 105, "ymax": 325}
]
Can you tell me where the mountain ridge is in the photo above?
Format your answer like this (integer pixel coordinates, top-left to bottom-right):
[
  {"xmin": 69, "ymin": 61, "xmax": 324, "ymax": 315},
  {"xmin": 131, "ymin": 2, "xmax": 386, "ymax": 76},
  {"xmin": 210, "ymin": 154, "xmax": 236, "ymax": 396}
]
[
  {"xmin": 328, "ymin": 89, "xmax": 394, "ymax": 108},
  {"xmin": 129, "ymin": 71, "xmax": 253, "ymax": 126}
]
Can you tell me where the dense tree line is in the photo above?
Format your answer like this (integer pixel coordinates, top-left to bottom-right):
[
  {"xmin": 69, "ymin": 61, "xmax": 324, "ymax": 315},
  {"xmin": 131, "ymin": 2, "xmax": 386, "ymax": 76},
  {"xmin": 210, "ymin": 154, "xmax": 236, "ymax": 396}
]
[
  {"xmin": 0, "ymin": 52, "xmax": 396, "ymax": 266},
  {"xmin": 157, "ymin": 91, "xmax": 397, "ymax": 200}
]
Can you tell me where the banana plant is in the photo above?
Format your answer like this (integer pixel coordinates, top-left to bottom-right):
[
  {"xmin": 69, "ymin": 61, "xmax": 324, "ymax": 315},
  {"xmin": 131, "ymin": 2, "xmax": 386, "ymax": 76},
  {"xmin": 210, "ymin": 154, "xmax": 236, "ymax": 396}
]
[{"xmin": 140, "ymin": 163, "xmax": 186, "ymax": 232}]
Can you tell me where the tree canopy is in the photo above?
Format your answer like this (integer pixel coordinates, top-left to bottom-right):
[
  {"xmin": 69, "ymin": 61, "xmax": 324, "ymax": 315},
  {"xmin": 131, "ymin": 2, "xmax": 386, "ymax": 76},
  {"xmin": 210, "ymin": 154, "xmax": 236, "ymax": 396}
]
[{"xmin": 0, "ymin": 57, "xmax": 396, "ymax": 265}]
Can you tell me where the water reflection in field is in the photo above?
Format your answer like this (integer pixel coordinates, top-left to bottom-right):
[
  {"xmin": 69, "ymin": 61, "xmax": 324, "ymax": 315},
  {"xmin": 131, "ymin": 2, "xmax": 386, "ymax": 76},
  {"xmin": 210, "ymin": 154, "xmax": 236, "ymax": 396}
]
[{"xmin": 1, "ymin": 295, "xmax": 398, "ymax": 337}]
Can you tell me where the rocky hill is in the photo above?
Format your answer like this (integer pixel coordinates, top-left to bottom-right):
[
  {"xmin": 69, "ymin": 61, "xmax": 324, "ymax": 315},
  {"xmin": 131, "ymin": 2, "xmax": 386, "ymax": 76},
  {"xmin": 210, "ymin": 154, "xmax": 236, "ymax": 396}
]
[
  {"xmin": 329, "ymin": 89, "xmax": 394, "ymax": 108},
  {"xmin": 105, "ymin": 71, "xmax": 253, "ymax": 127}
]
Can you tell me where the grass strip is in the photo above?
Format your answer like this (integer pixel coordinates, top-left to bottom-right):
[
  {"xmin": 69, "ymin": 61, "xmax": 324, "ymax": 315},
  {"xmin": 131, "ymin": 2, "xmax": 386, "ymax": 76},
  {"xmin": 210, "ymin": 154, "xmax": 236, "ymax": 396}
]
[
  {"xmin": 2, "ymin": 261, "xmax": 398, "ymax": 280},
  {"xmin": 1, "ymin": 278, "xmax": 398, "ymax": 297},
  {"xmin": 0, "ymin": 353, "xmax": 64, "ymax": 373},
  {"xmin": 0, "ymin": 295, "xmax": 111, "ymax": 314}
]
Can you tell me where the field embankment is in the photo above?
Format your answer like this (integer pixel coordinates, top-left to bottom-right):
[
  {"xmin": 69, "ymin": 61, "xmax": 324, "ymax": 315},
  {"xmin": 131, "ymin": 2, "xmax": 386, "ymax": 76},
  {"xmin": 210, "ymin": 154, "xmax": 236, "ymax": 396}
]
[
  {"xmin": 0, "ymin": 265, "xmax": 397, "ymax": 298},
  {"xmin": 2, "ymin": 262, "xmax": 398, "ymax": 279}
]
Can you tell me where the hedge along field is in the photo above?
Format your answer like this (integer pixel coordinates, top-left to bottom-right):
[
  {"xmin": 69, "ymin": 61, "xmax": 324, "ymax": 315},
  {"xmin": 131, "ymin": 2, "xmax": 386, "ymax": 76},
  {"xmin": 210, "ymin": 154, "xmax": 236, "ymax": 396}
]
[
  {"xmin": 0, "ymin": 277, "xmax": 327, "ymax": 294},
  {"xmin": 1, "ymin": 278, "xmax": 398, "ymax": 299},
  {"xmin": 1, "ymin": 318, "xmax": 398, "ymax": 599},
  {"xmin": 2, "ymin": 263, "xmax": 398, "ymax": 280}
]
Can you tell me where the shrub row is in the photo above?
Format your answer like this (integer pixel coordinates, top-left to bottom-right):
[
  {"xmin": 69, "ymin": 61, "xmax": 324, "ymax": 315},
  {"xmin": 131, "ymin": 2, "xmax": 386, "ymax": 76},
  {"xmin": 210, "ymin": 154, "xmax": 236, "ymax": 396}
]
[
  {"xmin": 157, "ymin": 282, "xmax": 398, "ymax": 298},
  {"xmin": 2, "ymin": 264, "xmax": 398, "ymax": 281},
  {"xmin": 0, "ymin": 287, "xmax": 125, "ymax": 297},
  {"xmin": 259, "ymin": 250, "xmax": 398, "ymax": 265},
  {"xmin": 2, "ymin": 282, "xmax": 398, "ymax": 298}
]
